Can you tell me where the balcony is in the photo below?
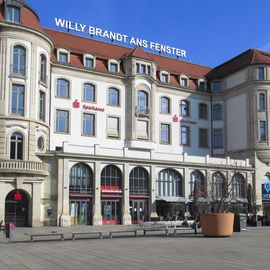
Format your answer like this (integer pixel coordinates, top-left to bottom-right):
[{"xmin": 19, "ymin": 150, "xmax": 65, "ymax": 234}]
[
  {"xmin": 10, "ymin": 65, "xmax": 27, "ymax": 78},
  {"xmin": 0, "ymin": 160, "xmax": 49, "ymax": 176},
  {"xmin": 135, "ymin": 106, "xmax": 151, "ymax": 117}
]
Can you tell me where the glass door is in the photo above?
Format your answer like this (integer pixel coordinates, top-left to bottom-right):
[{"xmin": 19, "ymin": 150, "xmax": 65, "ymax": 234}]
[
  {"xmin": 69, "ymin": 200, "xmax": 91, "ymax": 225},
  {"xmin": 130, "ymin": 200, "xmax": 148, "ymax": 224},
  {"xmin": 102, "ymin": 200, "xmax": 120, "ymax": 225}
]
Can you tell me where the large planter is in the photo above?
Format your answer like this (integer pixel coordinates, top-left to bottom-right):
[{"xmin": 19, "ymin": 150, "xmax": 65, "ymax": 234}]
[{"xmin": 200, "ymin": 213, "xmax": 234, "ymax": 237}]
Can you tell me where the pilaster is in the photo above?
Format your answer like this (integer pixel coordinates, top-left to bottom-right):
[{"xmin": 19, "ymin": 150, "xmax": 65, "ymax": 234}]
[
  {"xmin": 31, "ymin": 182, "xmax": 42, "ymax": 227},
  {"xmin": 122, "ymin": 163, "xmax": 131, "ymax": 225},
  {"xmin": 93, "ymin": 161, "xmax": 102, "ymax": 225},
  {"xmin": 149, "ymin": 165, "xmax": 158, "ymax": 219}
]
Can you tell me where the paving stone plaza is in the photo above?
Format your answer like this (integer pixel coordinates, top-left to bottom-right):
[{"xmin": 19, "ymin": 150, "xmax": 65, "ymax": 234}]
[{"xmin": 0, "ymin": 226, "xmax": 269, "ymax": 270}]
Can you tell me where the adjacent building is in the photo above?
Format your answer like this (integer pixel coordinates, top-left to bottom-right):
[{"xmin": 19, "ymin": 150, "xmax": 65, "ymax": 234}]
[{"xmin": 1, "ymin": 0, "xmax": 268, "ymax": 227}]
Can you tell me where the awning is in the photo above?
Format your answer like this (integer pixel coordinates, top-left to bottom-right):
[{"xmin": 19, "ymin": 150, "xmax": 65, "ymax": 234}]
[{"xmin": 156, "ymin": 196, "xmax": 187, "ymax": 203}]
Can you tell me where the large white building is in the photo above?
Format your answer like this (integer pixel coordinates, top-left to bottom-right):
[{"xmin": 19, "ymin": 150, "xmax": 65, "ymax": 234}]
[{"xmin": 2, "ymin": 0, "xmax": 269, "ymax": 227}]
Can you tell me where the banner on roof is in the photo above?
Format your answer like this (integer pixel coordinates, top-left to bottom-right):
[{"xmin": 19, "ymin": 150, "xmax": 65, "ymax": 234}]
[{"xmin": 55, "ymin": 18, "xmax": 187, "ymax": 58}]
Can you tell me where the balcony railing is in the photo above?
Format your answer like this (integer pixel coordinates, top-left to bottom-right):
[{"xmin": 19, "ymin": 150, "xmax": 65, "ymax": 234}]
[
  {"xmin": 0, "ymin": 160, "xmax": 49, "ymax": 176},
  {"xmin": 135, "ymin": 106, "xmax": 151, "ymax": 116},
  {"xmin": 10, "ymin": 65, "xmax": 27, "ymax": 78}
]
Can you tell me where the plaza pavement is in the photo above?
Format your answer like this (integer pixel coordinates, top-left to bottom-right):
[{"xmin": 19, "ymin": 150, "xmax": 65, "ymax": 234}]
[{"xmin": 0, "ymin": 226, "xmax": 269, "ymax": 270}]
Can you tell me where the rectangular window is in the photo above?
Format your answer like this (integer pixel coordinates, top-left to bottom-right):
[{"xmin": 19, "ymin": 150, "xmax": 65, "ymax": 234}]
[
  {"xmin": 260, "ymin": 121, "xmax": 266, "ymax": 141},
  {"xmin": 140, "ymin": 64, "xmax": 146, "ymax": 74},
  {"xmin": 180, "ymin": 77, "xmax": 188, "ymax": 87},
  {"xmin": 213, "ymin": 81, "xmax": 221, "ymax": 92},
  {"xmin": 147, "ymin": 65, "xmax": 151, "ymax": 75},
  {"xmin": 160, "ymin": 123, "xmax": 170, "ymax": 144},
  {"xmin": 59, "ymin": 52, "xmax": 68, "ymax": 63},
  {"xmin": 83, "ymin": 84, "xmax": 95, "ymax": 102},
  {"xmin": 137, "ymin": 120, "xmax": 148, "ymax": 139},
  {"xmin": 212, "ymin": 104, "xmax": 222, "ymax": 120},
  {"xmin": 259, "ymin": 93, "xmax": 266, "ymax": 111},
  {"xmin": 85, "ymin": 58, "xmax": 94, "ymax": 68},
  {"xmin": 109, "ymin": 62, "xmax": 118, "ymax": 73},
  {"xmin": 258, "ymin": 67, "xmax": 265, "ymax": 80},
  {"xmin": 161, "ymin": 73, "xmax": 169, "ymax": 83},
  {"xmin": 199, "ymin": 128, "xmax": 208, "ymax": 148},
  {"xmin": 11, "ymin": 84, "xmax": 25, "ymax": 116},
  {"xmin": 39, "ymin": 91, "xmax": 46, "ymax": 121},
  {"xmin": 199, "ymin": 103, "xmax": 208, "ymax": 119},
  {"xmin": 181, "ymin": 126, "xmax": 190, "ymax": 145},
  {"xmin": 213, "ymin": 129, "xmax": 223, "ymax": 148},
  {"xmin": 6, "ymin": 5, "xmax": 20, "ymax": 23},
  {"xmin": 56, "ymin": 110, "xmax": 69, "ymax": 133},
  {"xmin": 136, "ymin": 63, "xmax": 140, "ymax": 73},
  {"xmin": 198, "ymin": 81, "xmax": 206, "ymax": 91},
  {"xmin": 83, "ymin": 113, "xmax": 95, "ymax": 136},
  {"xmin": 107, "ymin": 116, "xmax": 120, "ymax": 138}
]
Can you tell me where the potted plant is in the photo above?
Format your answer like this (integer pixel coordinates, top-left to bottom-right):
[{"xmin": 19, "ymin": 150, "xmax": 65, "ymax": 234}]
[{"xmin": 192, "ymin": 169, "xmax": 248, "ymax": 237}]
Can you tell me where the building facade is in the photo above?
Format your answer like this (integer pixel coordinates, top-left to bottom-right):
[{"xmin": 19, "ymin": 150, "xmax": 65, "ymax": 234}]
[{"xmin": 1, "ymin": 0, "xmax": 267, "ymax": 227}]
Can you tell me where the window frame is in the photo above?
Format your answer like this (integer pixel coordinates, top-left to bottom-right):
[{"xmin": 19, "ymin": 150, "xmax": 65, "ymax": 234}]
[
  {"xmin": 212, "ymin": 103, "xmax": 223, "ymax": 121},
  {"xmin": 12, "ymin": 45, "xmax": 26, "ymax": 77},
  {"xmin": 55, "ymin": 109, "xmax": 70, "ymax": 134},
  {"xmin": 39, "ymin": 90, "xmax": 46, "ymax": 121},
  {"xmin": 180, "ymin": 75, "xmax": 189, "ymax": 88},
  {"xmin": 83, "ymin": 83, "xmax": 96, "ymax": 103},
  {"xmin": 198, "ymin": 103, "xmax": 208, "ymax": 119},
  {"xmin": 160, "ymin": 123, "xmax": 171, "ymax": 144},
  {"xmin": 39, "ymin": 54, "xmax": 47, "ymax": 85},
  {"xmin": 160, "ymin": 71, "xmax": 170, "ymax": 84},
  {"xmin": 84, "ymin": 54, "xmax": 95, "ymax": 69},
  {"xmin": 136, "ymin": 119, "xmax": 149, "ymax": 140},
  {"xmin": 10, "ymin": 132, "xmax": 24, "ymax": 160},
  {"xmin": 108, "ymin": 60, "xmax": 119, "ymax": 73},
  {"xmin": 160, "ymin": 96, "xmax": 170, "ymax": 114},
  {"xmin": 57, "ymin": 49, "xmax": 70, "ymax": 64},
  {"xmin": 199, "ymin": 128, "xmax": 208, "ymax": 148},
  {"xmin": 259, "ymin": 120, "xmax": 267, "ymax": 142},
  {"xmin": 258, "ymin": 67, "xmax": 266, "ymax": 80},
  {"xmin": 56, "ymin": 78, "xmax": 70, "ymax": 99},
  {"xmin": 107, "ymin": 115, "xmax": 120, "ymax": 139},
  {"xmin": 212, "ymin": 80, "xmax": 221, "ymax": 92},
  {"xmin": 213, "ymin": 128, "xmax": 223, "ymax": 149},
  {"xmin": 5, "ymin": 4, "xmax": 21, "ymax": 23},
  {"xmin": 11, "ymin": 83, "xmax": 25, "ymax": 116},
  {"xmin": 82, "ymin": 112, "xmax": 96, "ymax": 137},
  {"xmin": 258, "ymin": 92, "xmax": 266, "ymax": 111},
  {"xmin": 180, "ymin": 100, "xmax": 190, "ymax": 117},
  {"xmin": 108, "ymin": 87, "xmax": 120, "ymax": 107},
  {"xmin": 181, "ymin": 125, "xmax": 190, "ymax": 146}
]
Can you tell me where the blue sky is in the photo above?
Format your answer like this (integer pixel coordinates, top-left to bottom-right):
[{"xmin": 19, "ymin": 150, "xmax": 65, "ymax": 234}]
[{"xmin": 26, "ymin": 0, "xmax": 270, "ymax": 67}]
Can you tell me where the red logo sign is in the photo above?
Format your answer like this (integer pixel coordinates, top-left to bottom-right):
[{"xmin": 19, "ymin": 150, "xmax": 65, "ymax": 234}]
[
  {"xmin": 173, "ymin": 114, "xmax": 179, "ymax": 122},
  {"xmin": 73, "ymin": 99, "xmax": 80, "ymax": 108},
  {"xmin": 14, "ymin": 191, "xmax": 22, "ymax": 201}
]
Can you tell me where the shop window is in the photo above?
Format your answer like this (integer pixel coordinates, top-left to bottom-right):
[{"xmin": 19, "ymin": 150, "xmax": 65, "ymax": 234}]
[
  {"xmin": 129, "ymin": 167, "xmax": 149, "ymax": 195},
  {"xmin": 232, "ymin": 174, "xmax": 247, "ymax": 198},
  {"xmin": 101, "ymin": 165, "xmax": 122, "ymax": 192}
]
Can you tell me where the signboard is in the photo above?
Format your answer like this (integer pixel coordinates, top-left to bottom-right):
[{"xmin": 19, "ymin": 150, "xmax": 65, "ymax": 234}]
[
  {"xmin": 55, "ymin": 18, "xmax": 187, "ymax": 58},
  {"xmin": 72, "ymin": 100, "xmax": 105, "ymax": 112},
  {"xmin": 262, "ymin": 176, "xmax": 270, "ymax": 202}
]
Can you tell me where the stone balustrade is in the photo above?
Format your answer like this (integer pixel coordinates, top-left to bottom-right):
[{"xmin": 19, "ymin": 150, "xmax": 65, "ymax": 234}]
[{"xmin": 0, "ymin": 160, "xmax": 49, "ymax": 175}]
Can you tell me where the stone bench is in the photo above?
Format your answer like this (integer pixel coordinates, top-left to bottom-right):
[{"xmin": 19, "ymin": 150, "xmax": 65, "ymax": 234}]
[
  {"xmin": 25, "ymin": 233, "xmax": 64, "ymax": 242},
  {"xmin": 143, "ymin": 226, "xmax": 170, "ymax": 236},
  {"xmin": 72, "ymin": 231, "xmax": 103, "ymax": 240},
  {"xmin": 109, "ymin": 229, "xmax": 138, "ymax": 238}
]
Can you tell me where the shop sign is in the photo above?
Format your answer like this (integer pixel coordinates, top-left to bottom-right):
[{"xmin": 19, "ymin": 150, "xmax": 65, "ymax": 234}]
[
  {"xmin": 55, "ymin": 18, "xmax": 187, "ymax": 58},
  {"xmin": 262, "ymin": 178, "xmax": 270, "ymax": 202},
  {"xmin": 172, "ymin": 115, "xmax": 197, "ymax": 125},
  {"xmin": 72, "ymin": 100, "xmax": 105, "ymax": 112},
  {"xmin": 14, "ymin": 191, "xmax": 22, "ymax": 201}
]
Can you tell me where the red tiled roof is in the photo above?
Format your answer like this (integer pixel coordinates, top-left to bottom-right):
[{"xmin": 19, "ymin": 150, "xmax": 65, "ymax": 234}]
[
  {"xmin": 127, "ymin": 47, "xmax": 154, "ymax": 61},
  {"xmin": 207, "ymin": 49, "xmax": 270, "ymax": 79}
]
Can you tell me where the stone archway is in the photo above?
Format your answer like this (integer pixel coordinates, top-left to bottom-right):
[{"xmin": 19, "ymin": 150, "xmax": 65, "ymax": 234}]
[{"xmin": 5, "ymin": 189, "xmax": 29, "ymax": 227}]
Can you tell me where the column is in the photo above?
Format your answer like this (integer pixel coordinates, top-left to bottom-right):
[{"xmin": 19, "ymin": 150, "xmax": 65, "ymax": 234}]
[
  {"xmin": 122, "ymin": 163, "xmax": 131, "ymax": 225},
  {"xmin": 32, "ymin": 182, "xmax": 42, "ymax": 227},
  {"xmin": 149, "ymin": 165, "xmax": 158, "ymax": 220},
  {"xmin": 183, "ymin": 167, "xmax": 190, "ymax": 217},
  {"xmin": 0, "ymin": 182, "xmax": 6, "ymax": 222},
  {"xmin": 93, "ymin": 161, "xmax": 102, "ymax": 225},
  {"xmin": 57, "ymin": 158, "xmax": 70, "ymax": 226}
]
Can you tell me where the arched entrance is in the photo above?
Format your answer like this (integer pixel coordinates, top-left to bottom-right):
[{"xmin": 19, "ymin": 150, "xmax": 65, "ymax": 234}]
[{"xmin": 5, "ymin": 190, "xmax": 29, "ymax": 227}]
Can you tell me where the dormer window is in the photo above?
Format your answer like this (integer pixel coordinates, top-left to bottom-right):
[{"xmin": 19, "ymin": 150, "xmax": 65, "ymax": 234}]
[
  {"xmin": 84, "ymin": 54, "xmax": 95, "ymax": 69},
  {"xmin": 57, "ymin": 49, "xmax": 69, "ymax": 64},
  {"xmin": 136, "ymin": 63, "xmax": 151, "ymax": 75},
  {"xmin": 6, "ymin": 4, "xmax": 21, "ymax": 23},
  {"xmin": 161, "ymin": 71, "xmax": 169, "ymax": 84},
  {"xmin": 198, "ymin": 79, "xmax": 207, "ymax": 91},
  {"xmin": 212, "ymin": 80, "xmax": 221, "ymax": 92},
  {"xmin": 180, "ymin": 75, "xmax": 189, "ymax": 88},
  {"xmin": 109, "ymin": 60, "xmax": 119, "ymax": 73}
]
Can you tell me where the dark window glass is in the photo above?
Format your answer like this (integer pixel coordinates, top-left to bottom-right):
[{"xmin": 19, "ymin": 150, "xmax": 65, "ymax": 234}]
[
  {"xmin": 199, "ymin": 103, "xmax": 207, "ymax": 119},
  {"xmin": 108, "ymin": 88, "xmax": 119, "ymax": 106},
  {"xmin": 181, "ymin": 126, "xmax": 190, "ymax": 145},
  {"xmin": 129, "ymin": 167, "xmax": 149, "ymax": 195},
  {"xmin": 85, "ymin": 58, "xmax": 94, "ymax": 68},
  {"xmin": 101, "ymin": 165, "xmax": 122, "ymax": 191},
  {"xmin": 10, "ymin": 132, "xmax": 23, "ymax": 160},
  {"xmin": 160, "ymin": 124, "xmax": 170, "ymax": 144},
  {"xmin": 39, "ymin": 91, "xmax": 46, "ymax": 121},
  {"xmin": 12, "ymin": 84, "xmax": 25, "ymax": 115},
  {"xmin": 258, "ymin": 67, "xmax": 265, "ymax": 80},
  {"xmin": 13, "ymin": 45, "xmax": 26, "ymax": 76},
  {"xmin": 213, "ymin": 129, "xmax": 223, "ymax": 148},
  {"xmin": 59, "ymin": 52, "xmax": 68, "ymax": 63},
  {"xmin": 137, "ymin": 91, "xmax": 148, "ymax": 113},
  {"xmin": 190, "ymin": 170, "xmax": 205, "ymax": 198},
  {"xmin": 259, "ymin": 93, "xmax": 266, "ymax": 111},
  {"xmin": 83, "ymin": 113, "xmax": 95, "ymax": 136},
  {"xmin": 212, "ymin": 104, "xmax": 222, "ymax": 120},
  {"xmin": 40, "ymin": 54, "xmax": 47, "ymax": 83},
  {"xmin": 56, "ymin": 110, "xmax": 69, "ymax": 133},
  {"xmin": 180, "ymin": 100, "xmax": 189, "ymax": 116},
  {"xmin": 260, "ymin": 121, "xmax": 266, "ymax": 141},
  {"xmin": 83, "ymin": 84, "xmax": 95, "ymax": 102},
  {"xmin": 199, "ymin": 128, "xmax": 208, "ymax": 148},
  {"xmin": 160, "ymin": 97, "xmax": 170, "ymax": 113},
  {"xmin": 213, "ymin": 81, "xmax": 221, "ymax": 92},
  {"xmin": 56, "ymin": 79, "xmax": 69, "ymax": 98},
  {"xmin": 110, "ymin": 63, "xmax": 118, "ymax": 73}
]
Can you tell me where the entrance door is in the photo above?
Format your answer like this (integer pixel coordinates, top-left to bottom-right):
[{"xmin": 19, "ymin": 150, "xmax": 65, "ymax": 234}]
[
  {"xmin": 70, "ymin": 200, "xmax": 91, "ymax": 225},
  {"xmin": 5, "ymin": 190, "xmax": 29, "ymax": 227},
  {"xmin": 101, "ymin": 200, "xmax": 121, "ymax": 225},
  {"xmin": 130, "ymin": 200, "xmax": 148, "ymax": 224}
]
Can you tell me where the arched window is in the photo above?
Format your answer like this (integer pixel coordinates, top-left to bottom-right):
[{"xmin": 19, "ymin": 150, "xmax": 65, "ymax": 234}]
[
  {"xmin": 199, "ymin": 103, "xmax": 208, "ymax": 119},
  {"xmin": 56, "ymin": 79, "xmax": 69, "ymax": 98},
  {"xmin": 13, "ymin": 45, "xmax": 26, "ymax": 76},
  {"xmin": 180, "ymin": 100, "xmax": 189, "ymax": 116},
  {"xmin": 190, "ymin": 170, "xmax": 205, "ymax": 198},
  {"xmin": 10, "ymin": 132, "xmax": 23, "ymax": 160},
  {"xmin": 212, "ymin": 172, "xmax": 225, "ymax": 199},
  {"xmin": 129, "ymin": 167, "xmax": 149, "ymax": 195},
  {"xmin": 69, "ymin": 163, "xmax": 93, "ymax": 193},
  {"xmin": 101, "ymin": 165, "xmax": 122, "ymax": 192},
  {"xmin": 157, "ymin": 169, "xmax": 182, "ymax": 197},
  {"xmin": 160, "ymin": 97, "xmax": 170, "ymax": 114},
  {"xmin": 212, "ymin": 104, "xmax": 222, "ymax": 120},
  {"xmin": 259, "ymin": 93, "xmax": 266, "ymax": 111},
  {"xmin": 108, "ymin": 87, "xmax": 120, "ymax": 106},
  {"xmin": 40, "ymin": 54, "xmax": 47, "ymax": 84},
  {"xmin": 83, "ymin": 83, "xmax": 95, "ymax": 102},
  {"xmin": 232, "ymin": 174, "xmax": 247, "ymax": 198},
  {"xmin": 137, "ymin": 90, "xmax": 148, "ymax": 113}
]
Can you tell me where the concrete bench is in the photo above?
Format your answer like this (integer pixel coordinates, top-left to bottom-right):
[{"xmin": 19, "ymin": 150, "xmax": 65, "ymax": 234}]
[
  {"xmin": 143, "ymin": 226, "xmax": 170, "ymax": 236},
  {"xmin": 25, "ymin": 233, "xmax": 64, "ymax": 242},
  {"xmin": 109, "ymin": 230, "xmax": 138, "ymax": 238},
  {"xmin": 72, "ymin": 231, "xmax": 103, "ymax": 240}
]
